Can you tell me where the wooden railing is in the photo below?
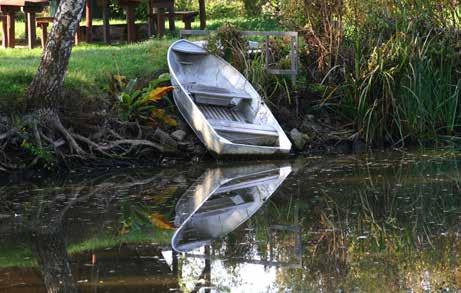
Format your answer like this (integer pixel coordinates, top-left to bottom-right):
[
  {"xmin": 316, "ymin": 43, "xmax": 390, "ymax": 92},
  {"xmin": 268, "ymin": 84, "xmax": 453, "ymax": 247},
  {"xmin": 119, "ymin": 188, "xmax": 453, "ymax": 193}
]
[{"xmin": 179, "ymin": 30, "xmax": 299, "ymax": 85}]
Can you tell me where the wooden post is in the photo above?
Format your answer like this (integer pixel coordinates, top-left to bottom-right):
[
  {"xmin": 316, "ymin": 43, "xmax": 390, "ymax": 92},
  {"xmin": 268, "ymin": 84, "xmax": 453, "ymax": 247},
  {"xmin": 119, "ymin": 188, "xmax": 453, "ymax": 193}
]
[
  {"xmin": 125, "ymin": 4, "xmax": 136, "ymax": 42},
  {"xmin": 6, "ymin": 10, "xmax": 16, "ymax": 48},
  {"xmin": 26, "ymin": 11, "xmax": 37, "ymax": 49},
  {"xmin": 167, "ymin": 3, "xmax": 175, "ymax": 32},
  {"xmin": 156, "ymin": 12, "xmax": 165, "ymax": 37},
  {"xmin": 24, "ymin": 14, "xmax": 28, "ymax": 41},
  {"xmin": 0, "ymin": 15, "xmax": 7, "ymax": 49},
  {"xmin": 199, "ymin": 0, "xmax": 206, "ymax": 29},
  {"xmin": 147, "ymin": 0, "xmax": 153, "ymax": 37},
  {"xmin": 85, "ymin": 0, "xmax": 92, "ymax": 42},
  {"xmin": 290, "ymin": 36, "xmax": 297, "ymax": 86},
  {"xmin": 102, "ymin": 0, "xmax": 110, "ymax": 43}
]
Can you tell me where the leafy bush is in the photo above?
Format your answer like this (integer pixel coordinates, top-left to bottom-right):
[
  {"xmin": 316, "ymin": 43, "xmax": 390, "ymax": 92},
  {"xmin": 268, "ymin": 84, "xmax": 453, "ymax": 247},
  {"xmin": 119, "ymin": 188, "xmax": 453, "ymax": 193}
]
[{"xmin": 113, "ymin": 73, "xmax": 176, "ymax": 127}]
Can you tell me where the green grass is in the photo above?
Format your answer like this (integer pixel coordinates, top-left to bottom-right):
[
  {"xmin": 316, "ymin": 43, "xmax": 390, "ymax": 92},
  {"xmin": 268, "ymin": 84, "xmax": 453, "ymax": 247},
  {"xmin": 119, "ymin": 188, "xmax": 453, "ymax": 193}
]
[
  {"xmin": 0, "ymin": 16, "xmax": 279, "ymax": 112},
  {"xmin": 0, "ymin": 39, "xmax": 171, "ymax": 111}
]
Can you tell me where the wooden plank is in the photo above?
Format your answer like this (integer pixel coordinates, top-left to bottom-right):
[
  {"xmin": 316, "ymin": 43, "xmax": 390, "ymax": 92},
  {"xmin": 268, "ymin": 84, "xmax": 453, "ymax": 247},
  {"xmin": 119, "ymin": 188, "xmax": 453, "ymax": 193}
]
[{"xmin": 180, "ymin": 30, "xmax": 298, "ymax": 37}]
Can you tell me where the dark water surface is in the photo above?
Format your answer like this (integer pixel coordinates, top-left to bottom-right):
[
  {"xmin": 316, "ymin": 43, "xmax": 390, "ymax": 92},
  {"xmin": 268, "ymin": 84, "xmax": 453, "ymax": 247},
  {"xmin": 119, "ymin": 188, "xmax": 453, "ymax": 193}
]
[{"xmin": 1, "ymin": 151, "xmax": 461, "ymax": 292}]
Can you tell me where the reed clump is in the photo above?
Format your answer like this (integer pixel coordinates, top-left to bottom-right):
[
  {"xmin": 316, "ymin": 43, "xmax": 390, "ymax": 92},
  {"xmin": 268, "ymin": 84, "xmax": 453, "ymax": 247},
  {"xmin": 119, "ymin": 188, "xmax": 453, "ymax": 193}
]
[{"xmin": 277, "ymin": 0, "xmax": 461, "ymax": 146}]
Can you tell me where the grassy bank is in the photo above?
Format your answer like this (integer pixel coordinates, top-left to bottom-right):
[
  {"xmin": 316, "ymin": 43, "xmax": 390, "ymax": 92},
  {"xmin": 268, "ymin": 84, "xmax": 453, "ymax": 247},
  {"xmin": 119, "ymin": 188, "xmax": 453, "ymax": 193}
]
[
  {"xmin": 0, "ymin": 16, "xmax": 279, "ymax": 113},
  {"xmin": 0, "ymin": 40, "xmax": 170, "ymax": 111},
  {"xmin": 276, "ymin": 0, "xmax": 461, "ymax": 146}
]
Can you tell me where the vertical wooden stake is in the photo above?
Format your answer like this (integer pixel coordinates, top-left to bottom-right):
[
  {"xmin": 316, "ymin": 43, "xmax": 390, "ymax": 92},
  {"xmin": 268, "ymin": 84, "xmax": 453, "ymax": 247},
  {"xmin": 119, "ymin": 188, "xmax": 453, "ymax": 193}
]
[
  {"xmin": 27, "ymin": 11, "xmax": 36, "ymax": 49},
  {"xmin": 290, "ymin": 36, "xmax": 297, "ymax": 86}
]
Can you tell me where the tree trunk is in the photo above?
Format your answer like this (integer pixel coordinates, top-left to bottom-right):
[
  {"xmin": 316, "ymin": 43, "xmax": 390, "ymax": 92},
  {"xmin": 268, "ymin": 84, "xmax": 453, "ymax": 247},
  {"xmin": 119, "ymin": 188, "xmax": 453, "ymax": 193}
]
[{"xmin": 26, "ymin": 0, "xmax": 85, "ymax": 110}]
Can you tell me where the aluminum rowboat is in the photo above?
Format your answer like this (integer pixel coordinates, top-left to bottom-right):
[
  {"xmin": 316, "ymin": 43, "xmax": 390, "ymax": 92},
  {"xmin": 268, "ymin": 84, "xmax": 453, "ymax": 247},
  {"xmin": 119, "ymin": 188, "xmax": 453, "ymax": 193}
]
[{"xmin": 167, "ymin": 39, "xmax": 292, "ymax": 156}]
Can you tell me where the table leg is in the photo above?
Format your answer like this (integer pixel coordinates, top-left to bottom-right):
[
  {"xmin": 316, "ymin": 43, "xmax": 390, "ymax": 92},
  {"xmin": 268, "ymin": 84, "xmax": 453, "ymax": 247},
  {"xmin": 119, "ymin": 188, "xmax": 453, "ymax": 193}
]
[
  {"xmin": 85, "ymin": 0, "xmax": 92, "ymax": 42},
  {"xmin": 1, "ymin": 17, "xmax": 6, "ymax": 49},
  {"xmin": 27, "ymin": 11, "xmax": 36, "ymax": 49},
  {"xmin": 184, "ymin": 16, "xmax": 193, "ymax": 30},
  {"xmin": 147, "ymin": 1, "xmax": 154, "ymax": 37},
  {"xmin": 125, "ymin": 5, "xmax": 136, "ymax": 42},
  {"xmin": 6, "ymin": 11, "xmax": 15, "ymax": 48},
  {"xmin": 199, "ymin": 0, "xmax": 206, "ymax": 29},
  {"xmin": 168, "ymin": 7, "xmax": 175, "ymax": 32},
  {"xmin": 156, "ymin": 13, "xmax": 165, "ymax": 38},
  {"xmin": 102, "ymin": 0, "xmax": 111, "ymax": 44},
  {"xmin": 24, "ymin": 15, "xmax": 28, "ymax": 41},
  {"xmin": 40, "ymin": 23, "xmax": 48, "ymax": 49}
]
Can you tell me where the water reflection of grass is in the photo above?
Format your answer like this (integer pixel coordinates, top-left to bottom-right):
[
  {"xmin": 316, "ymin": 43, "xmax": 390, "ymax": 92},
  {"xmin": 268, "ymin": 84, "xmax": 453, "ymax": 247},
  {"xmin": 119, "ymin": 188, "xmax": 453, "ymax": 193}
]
[{"xmin": 0, "ymin": 229, "xmax": 173, "ymax": 269}]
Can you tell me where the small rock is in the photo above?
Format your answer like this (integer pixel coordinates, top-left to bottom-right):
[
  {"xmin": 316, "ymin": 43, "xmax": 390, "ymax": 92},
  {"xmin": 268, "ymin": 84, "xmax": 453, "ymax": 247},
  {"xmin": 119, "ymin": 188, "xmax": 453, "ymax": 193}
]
[
  {"xmin": 290, "ymin": 128, "xmax": 306, "ymax": 150},
  {"xmin": 171, "ymin": 130, "xmax": 187, "ymax": 141}
]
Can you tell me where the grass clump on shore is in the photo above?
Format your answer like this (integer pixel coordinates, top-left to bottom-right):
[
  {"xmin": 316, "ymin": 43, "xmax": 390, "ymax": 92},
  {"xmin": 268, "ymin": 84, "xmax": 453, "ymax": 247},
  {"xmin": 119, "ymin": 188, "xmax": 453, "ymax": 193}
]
[{"xmin": 279, "ymin": 0, "xmax": 461, "ymax": 146}]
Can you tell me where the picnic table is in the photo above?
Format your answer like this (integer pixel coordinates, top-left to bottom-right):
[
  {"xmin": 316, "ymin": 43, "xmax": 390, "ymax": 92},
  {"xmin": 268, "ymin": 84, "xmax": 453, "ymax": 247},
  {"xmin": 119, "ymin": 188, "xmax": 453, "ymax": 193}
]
[
  {"xmin": 149, "ymin": 0, "xmax": 205, "ymax": 36},
  {"xmin": 0, "ymin": 0, "xmax": 207, "ymax": 47},
  {"xmin": 0, "ymin": 0, "xmax": 49, "ymax": 48}
]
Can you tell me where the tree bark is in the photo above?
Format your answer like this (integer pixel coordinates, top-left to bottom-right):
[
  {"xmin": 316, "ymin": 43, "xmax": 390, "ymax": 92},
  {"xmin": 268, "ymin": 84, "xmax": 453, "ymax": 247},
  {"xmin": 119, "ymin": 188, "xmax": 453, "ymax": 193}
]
[{"xmin": 26, "ymin": 0, "xmax": 85, "ymax": 110}]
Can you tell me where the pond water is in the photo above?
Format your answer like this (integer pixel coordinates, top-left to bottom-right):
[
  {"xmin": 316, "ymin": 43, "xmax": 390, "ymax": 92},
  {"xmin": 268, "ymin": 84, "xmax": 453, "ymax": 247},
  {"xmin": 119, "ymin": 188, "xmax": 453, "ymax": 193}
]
[{"xmin": 1, "ymin": 151, "xmax": 461, "ymax": 292}]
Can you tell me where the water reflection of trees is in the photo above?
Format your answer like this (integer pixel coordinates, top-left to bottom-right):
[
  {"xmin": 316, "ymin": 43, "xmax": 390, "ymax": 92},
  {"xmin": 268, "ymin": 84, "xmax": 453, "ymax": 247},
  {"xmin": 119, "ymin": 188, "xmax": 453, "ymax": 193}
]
[
  {"xmin": 275, "ymin": 155, "xmax": 461, "ymax": 291},
  {"xmin": 0, "ymin": 169, "xmax": 190, "ymax": 292}
]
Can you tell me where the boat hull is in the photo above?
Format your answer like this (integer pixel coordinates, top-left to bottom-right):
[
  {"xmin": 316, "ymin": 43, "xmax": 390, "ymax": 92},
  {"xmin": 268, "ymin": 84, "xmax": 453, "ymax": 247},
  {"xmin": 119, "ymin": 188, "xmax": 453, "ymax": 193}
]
[{"xmin": 168, "ymin": 40, "xmax": 292, "ymax": 157}]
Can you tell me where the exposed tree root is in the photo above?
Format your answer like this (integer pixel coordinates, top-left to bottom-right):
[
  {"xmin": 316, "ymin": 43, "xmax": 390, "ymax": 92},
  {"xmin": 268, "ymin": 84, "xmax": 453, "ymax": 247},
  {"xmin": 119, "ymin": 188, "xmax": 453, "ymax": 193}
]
[{"xmin": 0, "ymin": 109, "xmax": 182, "ymax": 173}]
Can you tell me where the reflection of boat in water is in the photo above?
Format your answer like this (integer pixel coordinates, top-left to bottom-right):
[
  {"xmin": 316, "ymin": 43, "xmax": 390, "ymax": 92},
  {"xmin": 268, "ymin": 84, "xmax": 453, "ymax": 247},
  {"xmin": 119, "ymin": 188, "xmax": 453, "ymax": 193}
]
[{"xmin": 171, "ymin": 163, "xmax": 292, "ymax": 252}]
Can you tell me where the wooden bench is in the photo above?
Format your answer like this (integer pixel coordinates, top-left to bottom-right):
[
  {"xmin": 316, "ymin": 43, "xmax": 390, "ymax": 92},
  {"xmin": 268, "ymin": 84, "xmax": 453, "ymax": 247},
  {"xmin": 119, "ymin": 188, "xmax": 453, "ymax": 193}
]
[
  {"xmin": 36, "ymin": 17, "xmax": 81, "ymax": 49},
  {"xmin": 151, "ymin": 11, "xmax": 198, "ymax": 36},
  {"xmin": 36, "ymin": 17, "xmax": 53, "ymax": 48},
  {"xmin": 0, "ymin": 15, "xmax": 6, "ymax": 48}
]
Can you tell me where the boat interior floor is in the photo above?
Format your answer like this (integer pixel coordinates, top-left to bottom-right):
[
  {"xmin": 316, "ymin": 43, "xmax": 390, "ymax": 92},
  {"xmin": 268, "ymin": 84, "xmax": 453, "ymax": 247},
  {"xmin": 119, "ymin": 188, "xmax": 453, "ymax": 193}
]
[{"xmin": 184, "ymin": 83, "xmax": 279, "ymax": 145}]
